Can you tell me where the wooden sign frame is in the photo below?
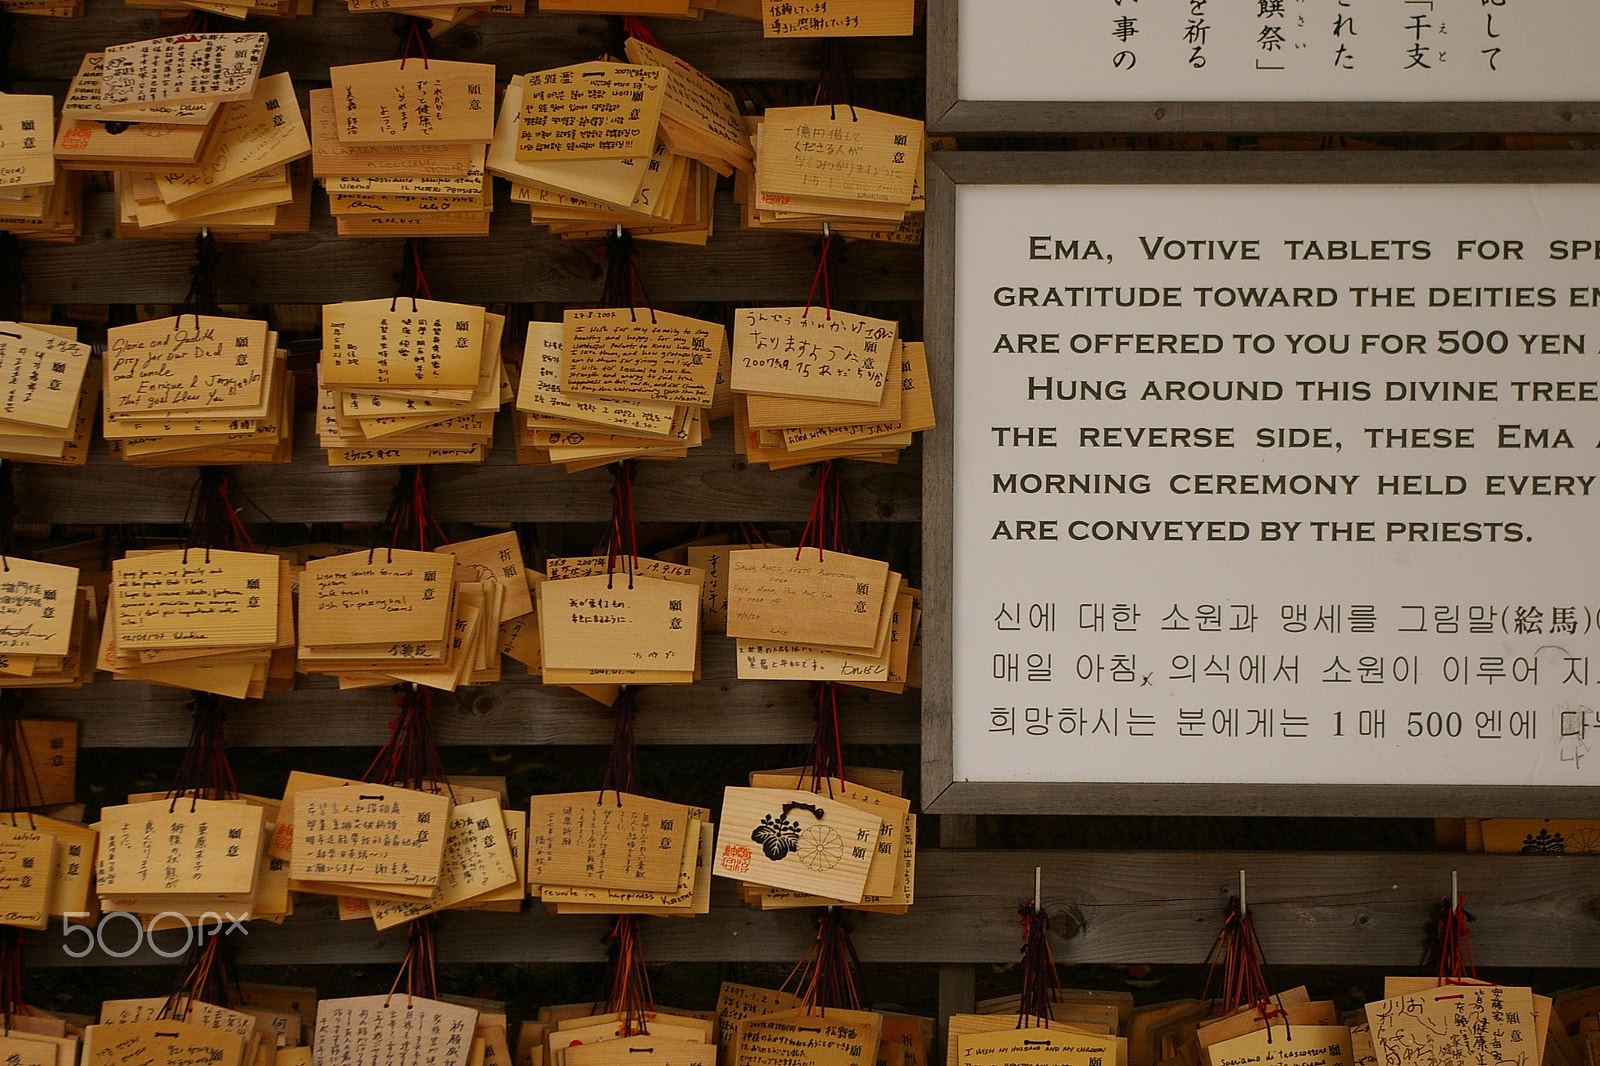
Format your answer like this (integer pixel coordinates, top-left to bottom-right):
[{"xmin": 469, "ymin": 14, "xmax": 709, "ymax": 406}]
[
  {"xmin": 925, "ymin": 0, "xmax": 1600, "ymax": 134},
  {"xmin": 922, "ymin": 151, "xmax": 1600, "ymax": 816}
]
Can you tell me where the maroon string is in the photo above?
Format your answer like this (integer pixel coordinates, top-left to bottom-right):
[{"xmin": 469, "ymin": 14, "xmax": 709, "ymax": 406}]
[
  {"xmin": 1016, "ymin": 903, "xmax": 1057, "ymax": 1027},
  {"xmin": 0, "ymin": 690, "xmax": 39, "ymax": 814},
  {"xmin": 397, "ymin": 17, "xmax": 431, "ymax": 70},
  {"xmin": 379, "ymin": 466, "xmax": 449, "ymax": 554},
  {"xmin": 167, "ymin": 692, "xmax": 238, "ymax": 813},
  {"xmin": 0, "ymin": 927, "xmax": 25, "ymax": 1025},
  {"xmin": 803, "ymin": 683, "xmax": 844, "ymax": 792},
  {"xmin": 796, "ymin": 460, "xmax": 857, "ymax": 559},
  {"xmin": 802, "ymin": 233, "xmax": 835, "ymax": 321},
  {"xmin": 604, "ymin": 914, "xmax": 654, "ymax": 1036},
  {"xmin": 184, "ymin": 467, "xmax": 258, "ymax": 554},
  {"xmin": 599, "ymin": 689, "xmax": 640, "ymax": 802},
  {"xmin": 621, "ymin": 15, "xmax": 659, "ymax": 48},
  {"xmin": 783, "ymin": 910, "xmax": 863, "ymax": 1011},
  {"xmin": 601, "ymin": 230, "xmax": 655, "ymax": 323},
  {"xmin": 364, "ymin": 686, "xmax": 451, "ymax": 796},
  {"xmin": 161, "ymin": 930, "xmax": 234, "ymax": 1018},
  {"xmin": 1202, "ymin": 896, "xmax": 1289, "ymax": 1040},
  {"xmin": 605, "ymin": 461, "xmax": 638, "ymax": 591},
  {"xmin": 1424, "ymin": 896, "xmax": 1477, "ymax": 984}
]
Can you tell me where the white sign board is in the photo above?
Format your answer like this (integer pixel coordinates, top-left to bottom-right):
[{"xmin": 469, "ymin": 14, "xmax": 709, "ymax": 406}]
[
  {"xmin": 958, "ymin": 0, "xmax": 1600, "ymax": 103},
  {"xmin": 949, "ymin": 178, "xmax": 1600, "ymax": 792}
]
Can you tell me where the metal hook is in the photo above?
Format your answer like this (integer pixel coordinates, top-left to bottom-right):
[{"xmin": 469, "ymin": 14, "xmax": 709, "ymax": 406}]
[
  {"xmin": 1239, "ymin": 869, "xmax": 1247, "ymax": 916},
  {"xmin": 1034, "ymin": 865, "xmax": 1041, "ymax": 913},
  {"xmin": 1452, "ymin": 869, "xmax": 1459, "ymax": 913}
]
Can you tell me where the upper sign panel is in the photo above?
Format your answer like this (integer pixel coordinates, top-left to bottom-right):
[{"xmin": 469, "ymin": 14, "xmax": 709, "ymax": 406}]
[{"xmin": 928, "ymin": 0, "xmax": 1600, "ymax": 132}]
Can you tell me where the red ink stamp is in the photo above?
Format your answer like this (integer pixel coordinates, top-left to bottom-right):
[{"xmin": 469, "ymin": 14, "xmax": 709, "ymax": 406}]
[{"xmin": 720, "ymin": 844, "xmax": 752, "ymax": 873}]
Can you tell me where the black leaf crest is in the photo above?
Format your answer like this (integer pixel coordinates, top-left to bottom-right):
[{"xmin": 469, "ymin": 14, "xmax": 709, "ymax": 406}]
[
  {"xmin": 1520, "ymin": 828, "xmax": 1566, "ymax": 854},
  {"xmin": 752, "ymin": 813, "xmax": 801, "ymax": 861}
]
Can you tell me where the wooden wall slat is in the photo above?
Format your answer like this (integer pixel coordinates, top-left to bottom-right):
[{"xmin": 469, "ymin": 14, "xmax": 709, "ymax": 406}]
[
  {"xmin": 28, "ymin": 638, "xmax": 920, "ymax": 746},
  {"xmin": 27, "ymin": 852, "xmax": 1600, "ymax": 967},
  {"xmin": 13, "ymin": 421, "xmax": 921, "ymax": 524},
  {"xmin": 10, "ymin": 3, "xmax": 924, "ymax": 86},
  {"xmin": 19, "ymin": 189, "xmax": 922, "ymax": 305}
]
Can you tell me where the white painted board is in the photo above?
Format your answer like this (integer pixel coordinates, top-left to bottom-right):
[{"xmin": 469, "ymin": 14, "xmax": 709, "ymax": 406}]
[
  {"xmin": 958, "ymin": 0, "xmax": 1600, "ymax": 103},
  {"xmin": 952, "ymin": 181, "xmax": 1600, "ymax": 786}
]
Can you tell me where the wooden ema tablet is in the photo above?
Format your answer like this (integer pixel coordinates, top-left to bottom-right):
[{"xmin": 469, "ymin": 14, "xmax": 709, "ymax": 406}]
[
  {"xmin": 0, "ymin": 558, "xmax": 79, "ymax": 658},
  {"xmin": 760, "ymin": 0, "xmax": 912, "ymax": 37},
  {"xmin": 309, "ymin": 87, "xmax": 473, "ymax": 179},
  {"xmin": 725, "ymin": 547, "xmax": 888, "ymax": 649},
  {"xmin": 842, "ymin": 591, "xmax": 918, "ymax": 693},
  {"xmin": 958, "ymin": 1028, "xmax": 1123, "ymax": 1066},
  {"xmin": 551, "ymin": 1015, "xmax": 713, "ymax": 1066},
  {"xmin": 100, "ymin": 1000, "xmax": 258, "ymax": 1044},
  {"xmin": 0, "ymin": 1035, "xmax": 57, "ymax": 1066},
  {"xmin": 745, "ymin": 775, "xmax": 906, "ymax": 899},
  {"xmin": 622, "ymin": 38, "xmax": 752, "ymax": 171},
  {"xmin": 713, "ymin": 786, "xmax": 880, "ymax": 903},
  {"xmin": 290, "ymin": 784, "xmax": 450, "ymax": 888},
  {"xmin": 538, "ymin": 572, "xmax": 697, "ymax": 673},
  {"xmin": 1379, "ymin": 979, "xmax": 1553, "ymax": 1066},
  {"xmin": 0, "ymin": 822, "xmax": 54, "ymax": 928},
  {"xmin": 526, "ymin": 790, "xmax": 690, "ymax": 894},
  {"xmin": 100, "ymin": 32, "xmax": 267, "ymax": 107},
  {"xmin": 718, "ymin": 984, "xmax": 801, "ymax": 1065},
  {"xmin": 112, "ymin": 549, "xmax": 279, "ymax": 649},
  {"xmin": 565, "ymin": 1037, "xmax": 714, "ymax": 1066},
  {"xmin": 539, "ymin": 0, "xmax": 689, "ymax": 11},
  {"xmin": 85, "ymin": 1021, "xmax": 247, "ymax": 1066},
  {"xmin": 299, "ymin": 549, "xmax": 453, "ymax": 648},
  {"xmin": 323, "ymin": 299, "xmax": 484, "ymax": 389},
  {"xmin": 560, "ymin": 308, "xmax": 722, "ymax": 408},
  {"xmin": 517, "ymin": 321, "xmax": 679, "ymax": 435},
  {"xmin": 330, "ymin": 60, "xmax": 495, "ymax": 145},
  {"xmin": 313, "ymin": 996, "xmax": 479, "ymax": 1066},
  {"xmin": 435, "ymin": 532, "xmax": 533, "ymax": 624},
  {"xmin": 96, "ymin": 798, "xmax": 262, "ymax": 899},
  {"xmin": 0, "ymin": 811, "xmax": 91, "ymax": 922},
  {"xmin": 1369, "ymin": 986, "xmax": 1536, "ymax": 1066},
  {"xmin": 744, "ymin": 803, "xmax": 912, "ymax": 912},
  {"xmin": 0, "ymin": 95, "xmax": 55, "ymax": 191},
  {"xmin": 1204, "ymin": 1028, "xmax": 1352, "ymax": 1066},
  {"xmin": 746, "ymin": 345, "xmax": 904, "ymax": 429},
  {"xmin": 735, "ymin": 1009, "xmax": 880, "ymax": 1066},
  {"xmin": 64, "ymin": 55, "xmax": 217, "ymax": 125},
  {"xmin": 1197, "ymin": 1003, "xmax": 1337, "ymax": 1051},
  {"xmin": 516, "ymin": 63, "xmax": 664, "ymax": 163},
  {"xmin": 0, "ymin": 718, "xmax": 77, "ymax": 806},
  {"xmin": 489, "ymin": 77, "xmax": 649, "ymax": 211},
  {"xmin": 732, "ymin": 308, "xmax": 895, "ymax": 405},
  {"xmin": 323, "ymin": 143, "xmax": 485, "ymax": 197},
  {"xmin": 1479, "ymin": 819, "xmax": 1600, "ymax": 853},
  {"xmin": 153, "ymin": 73, "xmax": 311, "ymax": 206},
  {"xmin": 538, "ymin": 557, "xmax": 702, "ymax": 684},
  {"xmin": 542, "ymin": 804, "xmax": 703, "ymax": 913},
  {"xmin": 368, "ymin": 799, "xmax": 518, "ymax": 928},
  {"xmin": 105, "ymin": 316, "xmax": 269, "ymax": 417}
]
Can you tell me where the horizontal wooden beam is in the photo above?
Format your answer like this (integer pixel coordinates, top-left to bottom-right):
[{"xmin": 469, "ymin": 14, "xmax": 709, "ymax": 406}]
[
  {"xmin": 25, "ymin": 851, "xmax": 1600, "ymax": 967},
  {"xmin": 17, "ymin": 187, "xmax": 922, "ymax": 306},
  {"xmin": 10, "ymin": 3, "xmax": 924, "ymax": 86},
  {"xmin": 13, "ymin": 420, "xmax": 922, "ymax": 524},
  {"xmin": 24, "ymin": 638, "xmax": 920, "ymax": 747}
]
